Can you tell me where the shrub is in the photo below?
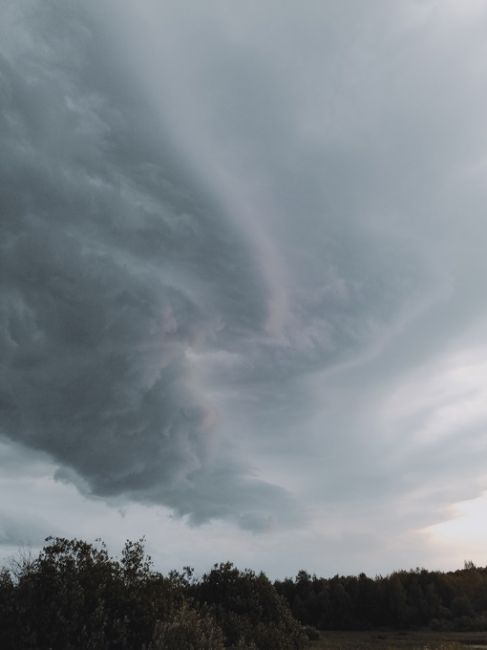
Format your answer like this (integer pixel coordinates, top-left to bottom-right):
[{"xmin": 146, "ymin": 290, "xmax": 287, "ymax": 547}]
[{"xmin": 150, "ymin": 601, "xmax": 225, "ymax": 649}]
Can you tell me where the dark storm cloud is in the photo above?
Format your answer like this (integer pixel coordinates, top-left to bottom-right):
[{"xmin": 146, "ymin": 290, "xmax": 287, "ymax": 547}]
[
  {"xmin": 0, "ymin": 0, "xmax": 302, "ymax": 529},
  {"xmin": 4, "ymin": 0, "xmax": 487, "ymax": 565},
  {"xmin": 0, "ymin": 0, "xmax": 411, "ymax": 530}
]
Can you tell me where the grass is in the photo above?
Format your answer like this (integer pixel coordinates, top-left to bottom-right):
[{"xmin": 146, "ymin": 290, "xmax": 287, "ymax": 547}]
[{"xmin": 310, "ymin": 630, "xmax": 487, "ymax": 649}]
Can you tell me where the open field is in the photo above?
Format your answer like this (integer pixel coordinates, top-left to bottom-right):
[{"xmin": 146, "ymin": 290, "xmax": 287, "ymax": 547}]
[{"xmin": 311, "ymin": 630, "xmax": 487, "ymax": 649}]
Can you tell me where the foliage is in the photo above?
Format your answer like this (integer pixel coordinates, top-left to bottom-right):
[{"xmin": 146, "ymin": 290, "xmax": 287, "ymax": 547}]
[
  {"xmin": 0, "ymin": 537, "xmax": 192, "ymax": 649},
  {"xmin": 149, "ymin": 601, "xmax": 225, "ymax": 649},
  {"xmin": 0, "ymin": 537, "xmax": 306, "ymax": 649},
  {"xmin": 192, "ymin": 562, "xmax": 307, "ymax": 649},
  {"xmin": 275, "ymin": 563, "xmax": 487, "ymax": 632},
  {"xmin": 3, "ymin": 535, "xmax": 487, "ymax": 648}
]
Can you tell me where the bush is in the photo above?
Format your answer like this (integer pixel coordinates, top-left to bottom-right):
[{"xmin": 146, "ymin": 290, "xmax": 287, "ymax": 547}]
[{"xmin": 150, "ymin": 602, "xmax": 225, "ymax": 649}]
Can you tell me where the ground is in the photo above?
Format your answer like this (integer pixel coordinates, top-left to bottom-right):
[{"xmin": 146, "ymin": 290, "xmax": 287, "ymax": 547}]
[{"xmin": 311, "ymin": 630, "xmax": 487, "ymax": 649}]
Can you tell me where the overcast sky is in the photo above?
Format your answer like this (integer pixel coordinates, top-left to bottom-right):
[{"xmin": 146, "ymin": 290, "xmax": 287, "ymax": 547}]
[{"xmin": 2, "ymin": 0, "xmax": 487, "ymax": 577}]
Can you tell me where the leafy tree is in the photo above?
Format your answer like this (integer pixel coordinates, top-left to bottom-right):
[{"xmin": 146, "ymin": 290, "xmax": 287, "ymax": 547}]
[
  {"xmin": 194, "ymin": 562, "xmax": 306, "ymax": 649},
  {"xmin": 0, "ymin": 537, "xmax": 186, "ymax": 649}
]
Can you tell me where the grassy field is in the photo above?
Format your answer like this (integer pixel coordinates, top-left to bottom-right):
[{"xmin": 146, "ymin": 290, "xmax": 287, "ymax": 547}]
[{"xmin": 311, "ymin": 630, "xmax": 487, "ymax": 649}]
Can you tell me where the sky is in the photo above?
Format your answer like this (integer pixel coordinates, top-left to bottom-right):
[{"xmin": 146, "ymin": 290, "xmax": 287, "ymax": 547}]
[{"xmin": 2, "ymin": 0, "xmax": 487, "ymax": 578}]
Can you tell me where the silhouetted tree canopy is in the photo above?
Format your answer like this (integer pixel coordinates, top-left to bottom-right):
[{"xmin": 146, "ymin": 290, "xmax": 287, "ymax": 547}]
[
  {"xmin": 1, "ymin": 536, "xmax": 487, "ymax": 649},
  {"xmin": 0, "ymin": 537, "xmax": 306, "ymax": 649},
  {"xmin": 275, "ymin": 564, "xmax": 487, "ymax": 632}
]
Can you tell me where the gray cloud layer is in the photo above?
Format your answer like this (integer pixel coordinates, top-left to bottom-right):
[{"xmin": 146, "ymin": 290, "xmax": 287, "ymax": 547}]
[
  {"xmin": 2, "ymin": 0, "xmax": 487, "ymax": 560},
  {"xmin": 0, "ymin": 0, "xmax": 303, "ymax": 530}
]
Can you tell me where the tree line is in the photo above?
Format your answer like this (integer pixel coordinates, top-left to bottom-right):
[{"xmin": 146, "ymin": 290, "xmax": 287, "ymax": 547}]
[
  {"xmin": 1, "ymin": 536, "xmax": 486, "ymax": 649},
  {"xmin": 275, "ymin": 562, "xmax": 487, "ymax": 632}
]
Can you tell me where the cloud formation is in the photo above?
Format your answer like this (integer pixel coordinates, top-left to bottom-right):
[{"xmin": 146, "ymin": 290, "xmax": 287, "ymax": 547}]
[
  {"xmin": 2, "ymin": 0, "xmax": 487, "ymax": 572},
  {"xmin": 0, "ymin": 0, "xmax": 303, "ymax": 530}
]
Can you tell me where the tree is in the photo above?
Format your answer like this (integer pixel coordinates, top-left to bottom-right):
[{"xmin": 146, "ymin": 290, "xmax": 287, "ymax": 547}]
[{"xmin": 194, "ymin": 562, "xmax": 306, "ymax": 649}]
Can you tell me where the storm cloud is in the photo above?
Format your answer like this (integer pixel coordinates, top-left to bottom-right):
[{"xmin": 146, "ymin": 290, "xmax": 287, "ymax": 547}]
[
  {"xmin": 0, "ymin": 0, "xmax": 302, "ymax": 529},
  {"xmin": 2, "ymin": 0, "xmax": 487, "ymax": 573}
]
